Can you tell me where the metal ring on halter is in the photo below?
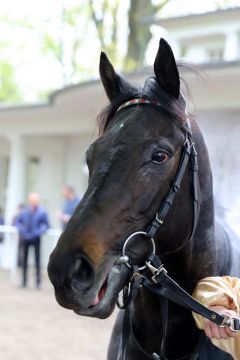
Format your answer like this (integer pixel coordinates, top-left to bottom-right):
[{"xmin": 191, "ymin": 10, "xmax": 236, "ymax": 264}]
[{"xmin": 121, "ymin": 231, "xmax": 156, "ymax": 271}]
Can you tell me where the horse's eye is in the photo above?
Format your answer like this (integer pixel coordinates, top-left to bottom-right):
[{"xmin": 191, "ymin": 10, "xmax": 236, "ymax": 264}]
[{"xmin": 151, "ymin": 151, "xmax": 168, "ymax": 164}]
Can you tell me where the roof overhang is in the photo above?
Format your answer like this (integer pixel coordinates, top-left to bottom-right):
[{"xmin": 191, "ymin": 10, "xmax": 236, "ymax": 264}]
[
  {"xmin": 0, "ymin": 60, "xmax": 239, "ymax": 136},
  {"xmin": 154, "ymin": 7, "xmax": 240, "ymax": 31}
]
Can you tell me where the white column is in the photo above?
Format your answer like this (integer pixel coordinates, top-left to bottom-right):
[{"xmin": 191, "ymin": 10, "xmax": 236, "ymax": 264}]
[
  {"xmin": 5, "ymin": 135, "xmax": 25, "ymax": 224},
  {"xmin": 224, "ymin": 31, "xmax": 239, "ymax": 61},
  {"xmin": 0, "ymin": 155, "xmax": 8, "ymax": 207}
]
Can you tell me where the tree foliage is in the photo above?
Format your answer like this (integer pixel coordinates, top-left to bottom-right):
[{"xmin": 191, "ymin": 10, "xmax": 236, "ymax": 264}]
[
  {"xmin": 0, "ymin": 0, "xmax": 239, "ymax": 102},
  {"xmin": 89, "ymin": 0, "xmax": 170, "ymax": 72},
  {"xmin": 42, "ymin": 3, "xmax": 91, "ymax": 86},
  {"xmin": 125, "ymin": 0, "xmax": 169, "ymax": 71},
  {"xmin": 0, "ymin": 61, "xmax": 22, "ymax": 102},
  {"xmin": 41, "ymin": 0, "xmax": 171, "ymax": 86}
]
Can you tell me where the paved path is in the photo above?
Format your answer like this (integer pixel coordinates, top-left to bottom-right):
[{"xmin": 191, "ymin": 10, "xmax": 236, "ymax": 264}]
[{"xmin": 0, "ymin": 270, "xmax": 115, "ymax": 360}]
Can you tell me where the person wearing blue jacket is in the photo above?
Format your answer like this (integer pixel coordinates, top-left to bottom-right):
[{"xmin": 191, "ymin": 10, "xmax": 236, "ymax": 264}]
[
  {"xmin": 15, "ymin": 193, "xmax": 49, "ymax": 288},
  {"xmin": 0, "ymin": 207, "xmax": 4, "ymax": 243}
]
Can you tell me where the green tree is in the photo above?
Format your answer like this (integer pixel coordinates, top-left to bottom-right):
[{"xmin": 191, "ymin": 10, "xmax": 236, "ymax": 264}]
[
  {"xmin": 1, "ymin": 0, "xmax": 237, "ymax": 102},
  {"xmin": 88, "ymin": 0, "xmax": 119, "ymax": 65},
  {"xmin": 125, "ymin": 0, "xmax": 169, "ymax": 71},
  {"xmin": 0, "ymin": 61, "xmax": 22, "ymax": 102},
  {"xmin": 42, "ymin": 0, "xmax": 171, "ymax": 87},
  {"xmin": 89, "ymin": 0, "xmax": 170, "ymax": 72},
  {"xmin": 42, "ymin": 3, "xmax": 91, "ymax": 86}
]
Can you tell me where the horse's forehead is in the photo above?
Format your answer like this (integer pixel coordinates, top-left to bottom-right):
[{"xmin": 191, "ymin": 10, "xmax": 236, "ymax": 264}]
[
  {"xmin": 111, "ymin": 107, "xmax": 176, "ymax": 139},
  {"xmin": 90, "ymin": 107, "xmax": 180, "ymax": 160},
  {"xmin": 116, "ymin": 112, "xmax": 181, "ymax": 150}
]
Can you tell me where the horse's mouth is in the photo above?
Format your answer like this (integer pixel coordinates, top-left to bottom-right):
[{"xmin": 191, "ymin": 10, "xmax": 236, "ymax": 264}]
[
  {"xmin": 88, "ymin": 276, "xmax": 109, "ymax": 307},
  {"xmin": 73, "ymin": 264, "xmax": 129, "ymax": 319}
]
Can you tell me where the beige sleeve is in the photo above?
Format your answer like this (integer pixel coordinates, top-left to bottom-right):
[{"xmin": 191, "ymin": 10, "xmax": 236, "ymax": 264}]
[{"xmin": 192, "ymin": 276, "xmax": 240, "ymax": 330}]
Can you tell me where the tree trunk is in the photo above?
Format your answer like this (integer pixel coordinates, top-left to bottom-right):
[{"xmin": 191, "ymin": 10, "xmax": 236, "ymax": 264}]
[{"xmin": 124, "ymin": 0, "xmax": 168, "ymax": 72}]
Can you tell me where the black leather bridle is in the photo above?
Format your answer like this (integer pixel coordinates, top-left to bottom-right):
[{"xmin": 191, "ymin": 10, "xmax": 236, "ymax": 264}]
[
  {"xmin": 113, "ymin": 98, "xmax": 240, "ymax": 360},
  {"xmin": 146, "ymin": 129, "xmax": 199, "ymax": 255}
]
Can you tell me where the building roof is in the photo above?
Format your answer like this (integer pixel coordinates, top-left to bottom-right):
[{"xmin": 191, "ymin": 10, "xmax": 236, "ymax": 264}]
[
  {"xmin": 0, "ymin": 59, "xmax": 239, "ymax": 135},
  {"xmin": 155, "ymin": 7, "xmax": 240, "ymax": 28}
]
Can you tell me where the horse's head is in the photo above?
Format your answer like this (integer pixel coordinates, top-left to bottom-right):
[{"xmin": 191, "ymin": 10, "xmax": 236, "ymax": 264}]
[{"xmin": 48, "ymin": 39, "xmax": 194, "ymax": 319}]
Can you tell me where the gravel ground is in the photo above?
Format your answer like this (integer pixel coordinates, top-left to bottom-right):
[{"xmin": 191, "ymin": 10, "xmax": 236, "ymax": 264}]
[{"xmin": 0, "ymin": 270, "xmax": 116, "ymax": 360}]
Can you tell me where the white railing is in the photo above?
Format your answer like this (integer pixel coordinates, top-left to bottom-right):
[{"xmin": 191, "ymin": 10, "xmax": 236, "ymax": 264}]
[
  {"xmin": 0, "ymin": 225, "xmax": 18, "ymax": 282},
  {"xmin": 0, "ymin": 225, "xmax": 62, "ymax": 283}
]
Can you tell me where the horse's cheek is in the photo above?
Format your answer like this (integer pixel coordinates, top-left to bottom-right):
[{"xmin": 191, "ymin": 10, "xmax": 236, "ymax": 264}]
[{"xmin": 131, "ymin": 173, "xmax": 158, "ymax": 214}]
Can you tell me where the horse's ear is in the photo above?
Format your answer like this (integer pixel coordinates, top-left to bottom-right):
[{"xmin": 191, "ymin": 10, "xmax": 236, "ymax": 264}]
[
  {"xmin": 154, "ymin": 38, "xmax": 180, "ymax": 99},
  {"xmin": 99, "ymin": 52, "xmax": 132, "ymax": 101}
]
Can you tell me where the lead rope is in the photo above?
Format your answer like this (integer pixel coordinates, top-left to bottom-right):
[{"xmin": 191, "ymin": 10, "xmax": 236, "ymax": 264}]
[{"xmin": 117, "ymin": 255, "xmax": 240, "ymax": 360}]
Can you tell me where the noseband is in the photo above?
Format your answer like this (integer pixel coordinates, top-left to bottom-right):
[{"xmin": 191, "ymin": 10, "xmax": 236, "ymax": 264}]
[{"xmin": 114, "ymin": 98, "xmax": 239, "ymax": 360}]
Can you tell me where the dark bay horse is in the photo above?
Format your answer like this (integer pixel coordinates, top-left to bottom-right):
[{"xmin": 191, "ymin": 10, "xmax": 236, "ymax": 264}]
[{"xmin": 48, "ymin": 38, "xmax": 240, "ymax": 359}]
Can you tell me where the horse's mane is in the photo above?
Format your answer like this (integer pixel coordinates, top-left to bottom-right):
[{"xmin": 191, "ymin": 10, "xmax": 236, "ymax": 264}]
[{"xmin": 98, "ymin": 69, "xmax": 194, "ymax": 135}]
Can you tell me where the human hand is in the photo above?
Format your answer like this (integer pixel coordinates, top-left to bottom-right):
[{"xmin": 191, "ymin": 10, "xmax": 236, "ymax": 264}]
[
  {"xmin": 204, "ymin": 305, "xmax": 239, "ymax": 340},
  {"xmin": 57, "ymin": 212, "xmax": 70, "ymax": 223}
]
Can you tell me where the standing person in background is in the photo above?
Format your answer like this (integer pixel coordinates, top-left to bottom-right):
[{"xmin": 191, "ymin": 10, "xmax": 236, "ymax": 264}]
[
  {"xmin": 12, "ymin": 203, "xmax": 25, "ymax": 226},
  {"xmin": 12, "ymin": 203, "xmax": 25, "ymax": 267},
  {"xmin": 15, "ymin": 193, "xmax": 49, "ymax": 288},
  {"xmin": 0, "ymin": 207, "xmax": 4, "ymax": 225},
  {"xmin": 58, "ymin": 185, "xmax": 80, "ymax": 228},
  {"xmin": 0, "ymin": 207, "xmax": 4, "ymax": 243}
]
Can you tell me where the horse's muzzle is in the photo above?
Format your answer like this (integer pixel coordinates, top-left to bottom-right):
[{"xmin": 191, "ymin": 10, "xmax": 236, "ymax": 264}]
[
  {"xmin": 48, "ymin": 249, "xmax": 96, "ymax": 305},
  {"xmin": 48, "ymin": 248, "xmax": 129, "ymax": 318}
]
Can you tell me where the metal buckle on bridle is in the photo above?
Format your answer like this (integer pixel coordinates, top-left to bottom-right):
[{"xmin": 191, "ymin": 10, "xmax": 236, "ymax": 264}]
[
  {"xmin": 152, "ymin": 353, "xmax": 161, "ymax": 360},
  {"xmin": 155, "ymin": 213, "xmax": 163, "ymax": 225},
  {"xmin": 145, "ymin": 259, "xmax": 167, "ymax": 284},
  {"xmin": 183, "ymin": 137, "xmax": 191, "ymax": 150},
  {"xmin": 219, "ymin": 315, "xmax": 240, "ymax": 332}
]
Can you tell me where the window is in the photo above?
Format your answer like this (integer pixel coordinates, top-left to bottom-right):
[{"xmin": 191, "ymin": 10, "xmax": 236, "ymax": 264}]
[
  {"xmin": 26, "ymin": 157, "xmax": 40, "ymax": 193},
  {"xmin": 207, "ymin": 48, "xmax": 224, "ymax": 62}
]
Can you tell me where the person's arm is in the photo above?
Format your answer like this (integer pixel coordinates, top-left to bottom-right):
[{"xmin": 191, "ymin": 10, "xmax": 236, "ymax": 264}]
[
  {"xmin": 36, "ymin": 211, "xmax": 50, "ymax": 237},
  {"xmin": 15, "ymin": 212, "xmax": 25, "ymax": 237},
  {"xmin": 192, "ymin": 276, "xmax": 240, "ymax": 339}
]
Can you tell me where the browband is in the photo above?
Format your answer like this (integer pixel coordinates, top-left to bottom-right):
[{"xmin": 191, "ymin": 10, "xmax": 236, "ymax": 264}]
[
  {"xmin": 115, "ymin": 96, "xmax": 190, "ymax": 130},
  {"xmin": 116, "ymin": 98, "xmax": 162, "ymax": 113}
]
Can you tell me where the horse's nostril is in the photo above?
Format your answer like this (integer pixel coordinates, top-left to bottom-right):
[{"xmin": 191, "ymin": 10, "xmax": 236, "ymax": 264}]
[
  {"xmin": 69, "ymin": 258, "xmax": 82, "ymax": 278},
  {"xmin": 70, "ymin": 256, "xmax": 94, "ymax": 293}
]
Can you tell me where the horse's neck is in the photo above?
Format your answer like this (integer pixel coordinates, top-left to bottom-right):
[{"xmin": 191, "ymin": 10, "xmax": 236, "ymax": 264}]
[{"xmin": 189, "ymin": 121, "xmax": 220, "ymax": 281}]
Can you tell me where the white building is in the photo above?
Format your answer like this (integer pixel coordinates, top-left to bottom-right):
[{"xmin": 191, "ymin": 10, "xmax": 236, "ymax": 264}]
[
  {"xmin": 0, "ymin": 8, "xmax": 240, "ymax": 272},
  {"xmin": 0, "ymin": 82, "xmax": 107, "ymax": 227},
  {"xmin": 154, "ymin": 7, "xmax": 240, "ymax": 227},
  {"xmin": 156, "ymin": 7, "xmax": 240, "ymax": 63}
]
